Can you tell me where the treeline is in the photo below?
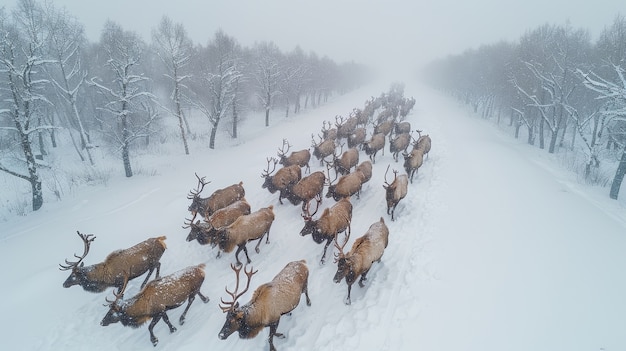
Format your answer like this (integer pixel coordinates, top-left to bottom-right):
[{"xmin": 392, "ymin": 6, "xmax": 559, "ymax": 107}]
[
  {"xmin": 423, "ymin": 15, "xmax": 626, "ymax": 199},
  {"xmin": 0, "ymin": 0, "xmax": 373, "ymax": 212}
]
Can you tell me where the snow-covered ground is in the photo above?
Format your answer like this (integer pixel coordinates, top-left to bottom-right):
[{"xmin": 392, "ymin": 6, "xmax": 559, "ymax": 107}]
[{"xmin": 1, "ymin": 80, "xmax": 625, "ymax": 351}]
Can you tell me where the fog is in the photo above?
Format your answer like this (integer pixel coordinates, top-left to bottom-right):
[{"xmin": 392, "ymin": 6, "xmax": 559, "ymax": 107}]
[{"xmin": 50, "ymin": 0, "xmax": 623, "ymax": 79}]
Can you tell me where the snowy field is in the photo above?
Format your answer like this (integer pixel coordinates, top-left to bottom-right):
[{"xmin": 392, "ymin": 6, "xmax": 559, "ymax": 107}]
[{"xmin": 1, "ymin": 80, "xmax": 625, "ymax": 351}]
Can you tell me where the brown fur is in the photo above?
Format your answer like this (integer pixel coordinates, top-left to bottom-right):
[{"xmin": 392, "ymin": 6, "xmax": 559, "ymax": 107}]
[
  {"xmin": 300, "ymin": 197, "xmax": 352, "ymax": 264},
  {"xmin": 326, "ymin": 171, "xmax": 365, "ymax": 201},
  {"xmin": 332, "ymin": 147, "xmax": 359, "ymax": 176},
  {"xmin": 218, "ymin": 260, "xmax": 311, "ymax": 351},
  {"xmin": 189, "ymin": 182, "xmax": 245, "ymax": 219},
  {"xmin": 364, "ymin": 133, "xmax": 385, "ymax": 164},
  {"xmin": 62, "ymin": 236, "xmax": 167, "ymax": 293},
  {"xmin": 216, "ymin": 206, "xmax": 275, "ymax": 266},
  {"xmin": 383, "ymin": 173, "xmax": 408, "ymax": 221},
  {"xmin": 333, "ymin": 218, "xmax": 389, "ymax": 304},
  {"xmin": 355, "ymin": 160, "xmax": 372, "ymax": 184},
  {"xmin": 287, "ymin": 171, "xmax": 326, "ymax": 207},
  {"xmin": 374, "ymin": 119, "xmax": 394, "ymax": 136},
  {"xmin": 312, "ymin": 138, "xmax": 336, "ymax": 165},
  {"xmin": 187, "ymin": 200, "xmax": 251, "ymax": 245},
  {"xmin": 336, "ymin": 116, "xmax": 358, "ymax": 139},
  {"xmin": 394, "ymin": 121, "xmax": 411, "ymax": 135},
  {"xmin": 415, "ymin": 134, "xmax": 431, "ymax": 157},
  {"xmin": 390, "ymin": 132, "xmax": 411, "ymax": 162},
  {"xmin": 347, "ymin": 127, "xmax": 367, "ymax": 149},
  {"xmin": 101, "ymin": 264, "xmax": 209, "ymax": 346},
  {"xmin": 262, "ymin": 165, "xmax": 302, "ymax": 204},
  {"xmin": 279, "ymin": 149, "xmax": 311, "ymax": 173},
  {"xmin": 403, "ymin": 148, "xmax": 424, "ymax": 184}
]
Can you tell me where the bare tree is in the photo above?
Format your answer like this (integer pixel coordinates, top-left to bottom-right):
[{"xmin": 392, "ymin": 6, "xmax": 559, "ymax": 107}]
[
  {"xmin": 88, "ymin": 21, "xmax": 157, "ymax": 177},
  {"xmin": 252, "ymin": 41, "xmax": 282, "ymax": 127},
  {"xmin": 152, "ymin": 16, "xmax": 192, "ymax": 155}
]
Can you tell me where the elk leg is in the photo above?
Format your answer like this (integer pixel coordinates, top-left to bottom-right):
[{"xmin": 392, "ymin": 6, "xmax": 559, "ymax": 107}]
[
  {"xmin": 320, "ymin": 239, "xmax": 333, "ymax": 265},
  {"xmin": 140, "ymin": 266, "xmax": 156, "ymax": 289},
  {"xmin": 236, "ymin": 244, "xmax": 252, "ymax": 265},
  {"xmin": 359, "ymin": 269, "xmax": 370, "ymax": 287},
  {"xmin": 179, "ymin": 295, "xmax": 196, "ymax": 325},
  {"xmin": 345, "ymin": 285, "xmax": 352, "ymax": 305},
  {"xmin": 268, "ymin": 320, "xmax": 284, "ymax": 351},
  {"xmin": 303, "ymin": 280, "xmax": 312, "ymax": 306},
  {"xmin": 148, "ymin": 315, "xmax": 163, "ymax": 346},
  {"xmin": 254, "ymin": 234, "xmax": 265, "ymax": 253}
]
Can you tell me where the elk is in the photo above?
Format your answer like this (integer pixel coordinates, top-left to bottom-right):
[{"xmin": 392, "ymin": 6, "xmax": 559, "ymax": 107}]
[
  {"xmin": 286, "ymin": 170, "xmax": 326, "ymax": 211},
  {"xmin": 214, "ymin": 206, "xmax": 275, "ymax": 267},
  {"xmin": 184, "ymin": 199, "xmax": 251, "ymax": 247},
  {"xmin": 59, "ymin": 232, "xmax": 166, "ymax": 293},
  {"xmin": 394, "ymin": 121, "xmax": 411, "ymax": 136},
  {"xmin": 403, "ymin": 148, "xmax": 424, "ymax": 184},
  {"xmin": 218, "ymin": 261, "xmax": 311, "ymax": 351},
  {"xmin": 311, "ymin": 134, "xmax": 336, "ymax": 165},
  {"xmin": 389, "ymin": 132, "xmax": 411, "ymax": 162},
  {"xmin": 347, "ymin": 127, "xmax": 366, "ymax": 150},
  {"xmin": 333, "ymin": 217, "xmax": 389, "ymax": 305},
  {"xmin": 374, "ymin": 117, "xmax": 394, "ymax": 136},
  {"xmin": 383, "ymin": 165, "xmax": 409, "ymax": 221},
  {"xmin": 325, "ymin": 167, "xmax": 365, "ymax": 201},
  {"xmin": 329, "ymin": 145, "xmax": 359, "ymax": 176},
  {"xmin": 261, "ymin": 157, "xmax": 302, "ymax": 204},
  {"xmin": 321, "ymin": 120, "xmax": 338, "ymax": 141},
  {"xmin": 414, "ymin": 130, "xmax": 431, "ymax": 159},
  {"xmin": 300, "ymin": 196, "xmax": 352, "ymax": 264},
  {"xmin": 277, "ymin": 139, "xmax": 311, "ymax": 173},
  {"xmin": 336, "ymin": 114, "xmax": 358, "ymax": 139},
  {"xmin": 355, "ymin": 160, "xmax": 372, "ymax": 184},
  {"xmin": 363, "ymin": 132, "xmax": 385, "ymax": 164},
  {"xmin": 187, "ymin": 173, "xmax": 245, "ymax": 219},
  {"xmin": 100, "ymin": 264, "xmax": 210, "ymax": 346}
]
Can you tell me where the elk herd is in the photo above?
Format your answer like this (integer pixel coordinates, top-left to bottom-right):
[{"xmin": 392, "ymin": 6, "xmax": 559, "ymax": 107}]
[{"xmin": 58, "ymin": 83, "xmax": 432, "ymax": 349}]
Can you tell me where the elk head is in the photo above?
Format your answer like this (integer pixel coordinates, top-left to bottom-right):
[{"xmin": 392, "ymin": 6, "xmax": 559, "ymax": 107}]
[
  {"xmin": 277, "ymin": 139, "xmax": 291, "ymax": 164},
  {"xmin": 218, "ymin": 264, "xmax": 258, "ymax": 340},
  {"xmin": 332, "ymin": 236, "xmax": 352, "ymax": 283},
  {"xmin": 59, "ymin": 231, "xmax": 96, "ymax": 288},
  {"xmin": 299, "ymin": 194, "xmax": 322, "ymax": 238},
  {"xmin": 100, "ymin": 275, "xmax": 129, "ymax": 326},
  {"xmin": 260, "ymin": 157, "xmax": 279, "ymax": 190},
  {"xmin": 187, "ymin": 173, "xmax": 211, "ymax": 218}
]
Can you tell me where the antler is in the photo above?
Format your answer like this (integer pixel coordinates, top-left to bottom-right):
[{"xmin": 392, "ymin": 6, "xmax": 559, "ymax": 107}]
[
  {"xmin": 219, "ymin": 264, "xmax": 258, "ymax": 312},
  {"xmin": 187, "ymin": 173, "xmax": 210, "ymax": 199},
  {"xmin": 277, "ymin": 139, "xmax": 291, "ymax": 158},
  {"xmin": 333, "ymin": 233, "xmax": 350, "ymax": 263},
  {"xmin": 261, "ymin": 157, "xmax": 278, "ymax": 178},
  {"xmin": 105, "ymin": 274, "xmax": 129, "ymax": 305},
  {"xmin": 301, "ymin": 194, "xmax": 322, "ymax": 220},
  {"xmin": 59, "ymin": 231, "xmax": 95, "ymax": 271},
  {"xmin": 182, "ymin": 217, "xmax": 195, "ymax": 229}
]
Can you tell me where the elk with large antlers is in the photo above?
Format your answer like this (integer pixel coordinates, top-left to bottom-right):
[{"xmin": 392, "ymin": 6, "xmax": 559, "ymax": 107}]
[
  {"xmin": 214, "ymin": 205, "xmax": 275, "ymax": 267},
  {"xmin": 100, "ymin": 264, "xmax": 210, "ymax": 346},
  {"xmin": 261, "ymin": 157, "xmax": 302, "ymax": 205},
  {"xmin": 59, "ymin": 232, "xmax": 166, "ymax": 292},
  {"xmin": 218, "ymin": 261, "xmax": 311, "ymax": 351},
  {"xmin": 333, "ymin": 217, "xmax": 389, "ymax": 305},
  {"xmin": 285, "ymin": 170, "xmax": 326, "ymax": 211},
  {"xmin": 413, "ymin": 130, "xmax": 431, "ymax": 159},
  {"xmin": 336, "ymin": 114, "xmax": 358, "ymax": 139},
  {"xmin": 184, "ymin": 199, "xmax": 251, "ymax": 247},
  {"xmin": 321, "ymin": 120, "xmax": 338, "ymax": 141},
  {"xmin": 311, "ymin": 133, "xmax": 336, "ymax": 165},
  {"xmin": 383, "ymin": 165, "xmax": 409, "ymax": 221},
  {"xmin": 300, "ymin": 196, "xmax": 352, "ymax": 264},
  {"xmin": 187, "ymin": 173, "xmax": 245, "ymax": 219},
  {"xmin": 277, "ymin": 139, "xmax": 311, "ymax": 173}
]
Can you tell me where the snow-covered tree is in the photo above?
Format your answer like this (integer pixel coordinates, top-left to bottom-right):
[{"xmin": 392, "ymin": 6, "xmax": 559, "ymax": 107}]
[
  {"xmin": 152, "ymin": 16, "xmax": 192, "ymax": 155},
  {"xmin": 88, "ymin": 21, "xmax": 157, "ymax": 177},
  {"xmin": 251, "ymin": 41, "xmax": 282, "ymax": 127}
]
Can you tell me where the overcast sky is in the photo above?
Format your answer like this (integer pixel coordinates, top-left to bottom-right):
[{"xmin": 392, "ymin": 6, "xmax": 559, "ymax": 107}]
[{"xmin": 38, "ymin": 0, "xmax": 625, "ymax": 77}]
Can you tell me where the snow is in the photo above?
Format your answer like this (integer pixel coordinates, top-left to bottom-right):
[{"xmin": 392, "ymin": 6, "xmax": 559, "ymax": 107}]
[{"xmin": 1, "ymin": 80, "xmax": 626, "ymax": 351}]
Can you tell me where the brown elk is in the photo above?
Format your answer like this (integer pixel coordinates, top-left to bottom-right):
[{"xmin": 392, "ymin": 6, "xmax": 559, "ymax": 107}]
[
  {"xmin": 300, "ymin": 196, "xmax": 352, "ymax": 264},
  {"xmin": 214, "ymin": 206, "xmax": 275, "ymax": 267},
  {"xmin": 218, "ymin": 261, "xmax": 311, "ymax": 351},
  {"xmin": 325, "ymin": 167, "xmax": 365, "ymax": 201},
  {"xmin": 184, "ymin": 199, "xmax": 251, "ymax": 246},
  {"xmin": 277, "ymin": 139, "xmax": 311, "ymax": 173},
  {"xmin": 329, "ymin": 145, "xmax": 359, "ymax": 176},
  {"xmin": 286, "ymin": 170, "xmax": 326, "ymax": 211},
  {"xmin": 363, "ymin": 132, "xmax": 385, "ymax": 164},
  {"xmin": 321, "ymin": 120, "xmax": 338, "ymax": 141},
  {"xmin": 59, "ymin": 232, "xmax": 166, "ymax": 293},
  {"xmin": 355, "ymin": 160, "xmax": 372, "ymax": 184},
  {"xmin": 389, "ymin": 132, "xmax": 411, "ymax": 162},
  {"xmin": 311, "ymin": 134, "xmax": 336, "ymax": 165},
  {"xmin": 403, "ymin": 148, "xmax": 424, "ymax": 184},
  {"xmin": 414, "ymin": 130, "xmax": 431, "ymax": 158},
  {"xmin": 336, "ymin": 114, "xmax": 358, "ymax": 139},
  {"xmin": 333, "ymin": 217, "xmax": 389, "ymax": 305},
  {"xmin": 383, "ymin": 165, "xmax": 409, "ymax": 221},
  {"xmin": 100, "ymin": 264, "xmax": 210, "ymax": 346},
  {"xmin": 374, "ymin": 117, "xmax": 394, "ymax": 136},
  {"xmin": 394, "ymin": 121, "xmax": 411, "ymax": 135},
  {"xmin": 261, "ymin": 157, "xmax": 302, "ymax": 204},
  {"xmin": 347, "ymin": 127, "xmax": 367, "ymax": 150},
  {"xmin": 187, "ymin": 173, "xmax": 245, "ymax": 219}
]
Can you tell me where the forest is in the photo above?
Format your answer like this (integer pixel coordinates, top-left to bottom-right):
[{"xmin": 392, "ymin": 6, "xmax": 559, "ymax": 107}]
[
  {"xmin": 0, "ymin": 0, "xmax": 372, "ymax": 214},
  {"xmin": 423, "ymin": 15, "xmax": 626, "ymax": 200}
]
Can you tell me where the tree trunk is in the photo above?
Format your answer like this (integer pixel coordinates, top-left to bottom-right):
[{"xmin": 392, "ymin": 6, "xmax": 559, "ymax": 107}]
[
  {"xmin": 265, "ymin": 107, "xmax": 270, "ymax": 127},
  {"xmin": 539, "ymin": 117, "xmax": 545, "ymax": 149},
  {"xmin": 548, "ymin": 130, "xmax": 558, "ymax": 154},
  {"xmin": 610, "ymin": 146, "xmax": 626, "ymax": 199},
  {"xmin": 121, "ymin": 115, "xmax": 133, "ymax": 177},
  {"xmin": 232, "ymin": 98, "xmax": 238, "ymax": 138}
]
